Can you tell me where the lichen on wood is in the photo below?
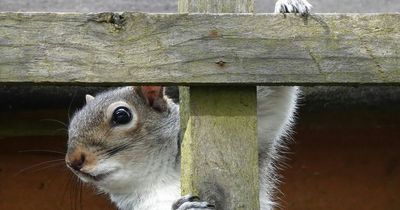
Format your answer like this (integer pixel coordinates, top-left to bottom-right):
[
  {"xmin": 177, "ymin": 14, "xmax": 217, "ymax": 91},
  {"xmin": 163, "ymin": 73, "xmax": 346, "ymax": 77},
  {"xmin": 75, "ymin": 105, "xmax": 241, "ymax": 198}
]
[{"xmin": 180, "ymin": 86, "xmax": 259, "ymax": 210}]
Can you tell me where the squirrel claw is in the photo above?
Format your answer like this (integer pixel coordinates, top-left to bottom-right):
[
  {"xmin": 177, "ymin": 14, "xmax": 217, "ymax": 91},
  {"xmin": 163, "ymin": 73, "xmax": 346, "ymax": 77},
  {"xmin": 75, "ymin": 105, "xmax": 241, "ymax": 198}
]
[
  {"xmin": 274, "ymin": 0, "xmax": 312, "ymax": 15},
  {"xmin": 172, "ymin": 194, "xmax": 215, "ymax": 210}
]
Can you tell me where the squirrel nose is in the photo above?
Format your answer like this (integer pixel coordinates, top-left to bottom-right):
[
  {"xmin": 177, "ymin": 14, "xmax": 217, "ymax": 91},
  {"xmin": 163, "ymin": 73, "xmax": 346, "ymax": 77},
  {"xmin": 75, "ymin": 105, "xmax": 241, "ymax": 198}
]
[{"xmin": 66, "ymin": 153, "xmax": 86, "ymax": 171}]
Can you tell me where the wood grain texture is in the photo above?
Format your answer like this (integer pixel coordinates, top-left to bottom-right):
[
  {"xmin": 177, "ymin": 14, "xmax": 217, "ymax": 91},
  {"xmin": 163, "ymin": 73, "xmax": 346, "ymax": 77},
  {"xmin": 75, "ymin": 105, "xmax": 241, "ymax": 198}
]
[
  {"xmin": 0, "ymin": 12, "xmax": 399, "ymax": 85},
  {"xmin": 178, "ymin": 0, "xmax": 254, "ymax": 13},
  {"xmin": 179, "ymin": 1, "xmax": 259, "ymax": 210},
  {"xmin": 180, "ymin": 86, "xmax": 259, "ymax": 210}
]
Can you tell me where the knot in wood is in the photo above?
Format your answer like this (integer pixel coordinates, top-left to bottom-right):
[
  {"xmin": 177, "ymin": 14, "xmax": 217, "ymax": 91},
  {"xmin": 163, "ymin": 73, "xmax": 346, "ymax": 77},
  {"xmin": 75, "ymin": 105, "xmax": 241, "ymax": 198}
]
[
  {"xmin": 110, "ymin": 13, "xmax": 125, "ymax": 29},
  {"xmin": 209, "ymin": 30, "xmax": 221, "ymax": 38},
  {"xmin": 215, "ymin": 60, "xmax": 227, "ymax": 67},
  {"xmin": 95, "ymin": 13, "xmax": 125, "ymax": 30}
]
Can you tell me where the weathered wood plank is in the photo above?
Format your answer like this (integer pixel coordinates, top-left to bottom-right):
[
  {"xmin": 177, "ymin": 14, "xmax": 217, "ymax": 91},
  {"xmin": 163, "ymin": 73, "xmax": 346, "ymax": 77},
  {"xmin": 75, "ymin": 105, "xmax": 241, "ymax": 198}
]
[
  {"xmin": 178, "ymin": 0, "xmax": 254, "ymax": 13},
  {"xmin": 0, "ymin": 12, "xmax": 399, "ymax": 85},
  {"xmin": 179, "ymin": 1, "xmax": 259, "ymax": 210},
  {"xmin": 180, "ymin": 87, "xmax": 259, "ymax": 209}
]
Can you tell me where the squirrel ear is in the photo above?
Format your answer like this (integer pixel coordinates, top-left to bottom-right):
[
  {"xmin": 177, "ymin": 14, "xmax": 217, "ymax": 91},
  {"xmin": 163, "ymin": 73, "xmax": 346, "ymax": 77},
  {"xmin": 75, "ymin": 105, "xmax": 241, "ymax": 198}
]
[
  {"xmin": 85, "ymin": 94, "xmax": 95, "ymax": 104},
  {"xmin": 137, "ymin": 86, "xmax": 167, "ymax": 112}
]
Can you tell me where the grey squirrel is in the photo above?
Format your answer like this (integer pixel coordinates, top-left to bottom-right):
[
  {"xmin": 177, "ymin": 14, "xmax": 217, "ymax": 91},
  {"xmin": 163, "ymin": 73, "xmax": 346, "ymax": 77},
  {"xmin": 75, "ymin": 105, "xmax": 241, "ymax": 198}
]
[{"xmin": 65, "ymin": 1, "xmax": 311, "ymax": 209}]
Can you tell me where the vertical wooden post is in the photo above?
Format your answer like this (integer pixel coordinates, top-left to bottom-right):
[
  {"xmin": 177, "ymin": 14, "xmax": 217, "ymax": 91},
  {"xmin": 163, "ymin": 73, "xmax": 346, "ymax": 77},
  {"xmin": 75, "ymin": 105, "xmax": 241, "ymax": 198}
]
[{"xmin": 179, "ymin": 1, "xmax": 260, "ymax": 209}]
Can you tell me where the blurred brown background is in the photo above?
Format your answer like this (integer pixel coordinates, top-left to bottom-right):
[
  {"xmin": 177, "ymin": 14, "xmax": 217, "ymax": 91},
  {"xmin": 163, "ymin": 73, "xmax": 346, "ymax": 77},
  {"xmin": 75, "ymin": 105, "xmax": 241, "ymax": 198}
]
[{"xmin": 1, "ymin": 0, "xmax": 400, "ymax": 210}]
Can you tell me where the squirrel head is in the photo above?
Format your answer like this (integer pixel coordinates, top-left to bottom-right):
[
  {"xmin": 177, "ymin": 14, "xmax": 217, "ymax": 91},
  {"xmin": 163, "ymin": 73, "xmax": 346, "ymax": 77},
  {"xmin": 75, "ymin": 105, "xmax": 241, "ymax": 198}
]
[{"xmin": 65, "ymin": 86, "xmax": 179, "ymax": 193}]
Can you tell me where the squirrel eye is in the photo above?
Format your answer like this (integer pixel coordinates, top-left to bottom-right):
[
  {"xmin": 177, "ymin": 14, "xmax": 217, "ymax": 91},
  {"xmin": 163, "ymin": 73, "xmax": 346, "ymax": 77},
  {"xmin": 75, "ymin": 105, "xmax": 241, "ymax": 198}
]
[{"xmin": 112, "ymin": 106, "xmax": 132, "ymax": 125}]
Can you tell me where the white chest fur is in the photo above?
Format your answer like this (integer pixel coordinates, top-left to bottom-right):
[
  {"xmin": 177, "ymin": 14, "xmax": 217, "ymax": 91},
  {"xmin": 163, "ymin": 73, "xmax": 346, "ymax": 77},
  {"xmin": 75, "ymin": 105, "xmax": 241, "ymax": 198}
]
[{"xmin": 110, "ymin": 179, "xmax": 180, "ymax": 210}]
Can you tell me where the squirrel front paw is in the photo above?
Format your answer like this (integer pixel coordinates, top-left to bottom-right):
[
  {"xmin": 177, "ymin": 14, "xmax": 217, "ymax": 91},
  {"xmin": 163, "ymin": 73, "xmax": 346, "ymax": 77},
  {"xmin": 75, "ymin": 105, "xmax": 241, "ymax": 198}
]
[
  {"xmin": 274, "ymin": 0, "xmax": 312, "ymax": 15},
  {"xmin": 172, "ymin": 194, "xmax": 215, "ymax": 210}
]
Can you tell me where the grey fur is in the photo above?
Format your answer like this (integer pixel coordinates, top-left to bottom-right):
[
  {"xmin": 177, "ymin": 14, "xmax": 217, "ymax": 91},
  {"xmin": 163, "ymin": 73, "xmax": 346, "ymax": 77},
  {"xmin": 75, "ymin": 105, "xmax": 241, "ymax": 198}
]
[
  {"xmin": 66, "ymin": 1, "xmax": 311, "ymax": 209},
  {"xmin": 66, "ymin": 86, "xmax": 299, "ymax": 210}
]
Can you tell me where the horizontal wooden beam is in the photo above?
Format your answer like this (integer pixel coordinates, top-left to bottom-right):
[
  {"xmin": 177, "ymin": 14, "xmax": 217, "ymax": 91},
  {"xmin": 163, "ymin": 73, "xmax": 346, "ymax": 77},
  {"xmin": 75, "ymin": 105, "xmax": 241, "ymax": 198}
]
[{"xmin": 0, "ymin": 13, "xmax": 399, "ymax": 85}]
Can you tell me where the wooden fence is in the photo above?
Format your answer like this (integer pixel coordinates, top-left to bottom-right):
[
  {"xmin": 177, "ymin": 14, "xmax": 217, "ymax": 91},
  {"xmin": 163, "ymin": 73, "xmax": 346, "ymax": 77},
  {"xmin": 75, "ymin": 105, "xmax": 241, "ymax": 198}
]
[{"xmin": 0, "ymin": 0, "xmax": 399, "ymax": 209}]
